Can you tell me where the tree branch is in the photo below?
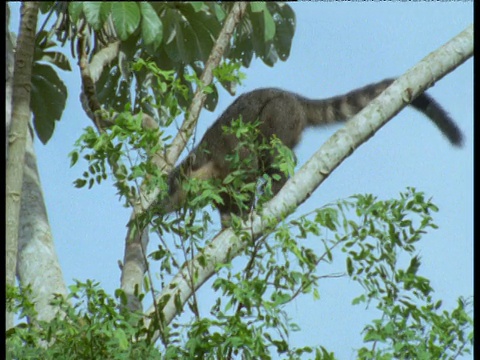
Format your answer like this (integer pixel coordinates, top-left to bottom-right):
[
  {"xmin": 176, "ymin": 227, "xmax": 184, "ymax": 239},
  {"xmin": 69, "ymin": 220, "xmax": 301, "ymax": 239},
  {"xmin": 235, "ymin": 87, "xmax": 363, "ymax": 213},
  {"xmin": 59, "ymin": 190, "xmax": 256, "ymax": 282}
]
[
  {"xmin": 164, "ymin": 2, "xmax": 249, "ymax": 171},
  {"xmin": 144, "ymin": 23, "xmax": 473, "ymax": 342},
  {"xmin": 120, "ymin": 2, "xmax": 249, "ymax": 312}
]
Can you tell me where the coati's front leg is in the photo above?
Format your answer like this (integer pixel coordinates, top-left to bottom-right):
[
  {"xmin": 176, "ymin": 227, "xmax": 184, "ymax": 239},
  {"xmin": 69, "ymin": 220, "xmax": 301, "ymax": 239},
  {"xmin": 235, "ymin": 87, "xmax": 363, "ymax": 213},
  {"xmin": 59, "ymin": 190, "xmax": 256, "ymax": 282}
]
[
  {"xmin": 216, "ymin": 191, "xmax": 254, "ymax": 228},
  {"xmin": 216, "ymin": 148, "xmax": 292, "ymax": 227},
  {"xmin": 162, "ymin": 151, "xmax": 260, "ymax": 228},
  {"xmin": 217, "ymin": 175, "xmax": 288, "ymax": 228},
  {"xmin": 215, "ymin": 153, "xmax": 260, "ymax": 228}
]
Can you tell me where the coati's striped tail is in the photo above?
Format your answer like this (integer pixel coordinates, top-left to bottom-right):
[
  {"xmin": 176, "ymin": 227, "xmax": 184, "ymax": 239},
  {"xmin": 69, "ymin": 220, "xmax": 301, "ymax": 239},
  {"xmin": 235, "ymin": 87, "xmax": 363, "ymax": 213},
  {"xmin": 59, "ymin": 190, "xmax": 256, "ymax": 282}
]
[
  {"xmin": 410, "ymin": 92, "xmax": 463, "ymax": 146},
  {"xmin": 300, "ymin": 79, "xmax": 463, "ymax": 147}
]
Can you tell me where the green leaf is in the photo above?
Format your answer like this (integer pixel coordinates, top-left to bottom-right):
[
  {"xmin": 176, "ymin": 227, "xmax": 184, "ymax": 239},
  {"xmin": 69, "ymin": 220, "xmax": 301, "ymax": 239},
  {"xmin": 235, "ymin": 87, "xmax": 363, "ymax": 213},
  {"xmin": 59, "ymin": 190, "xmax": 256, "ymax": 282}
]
[
  {"xmin": 250, "ymin": 2, "xmax": 267, "ymax": 13},
  {"xmin": 114, "ymin": 329, "xmax": 129, "ymax": 350},
  {"xmin": 140, "ymin": 2, "xmax": 163, "ymax": 50},
  {"xmin": 82, "ymin": 2, "xmax": 107, "ymax": 30},
  {"xmin": 180, "ymin": 5, "xmax": 219, "ymax": 62},
  {"xmin": 352, "ymin": 294, "xmax": 366, "ymax": 305},
  {"xmin": 73, "ymin": 179, "xmax": 87, "ymax": 188},
  {"xmin": 69, "ymin": 151, "xmax": 79, "ymax": 167},
  {"xmin": 346, "ymin": 257, "xmax": 354, "ymax": 276},
  {"xmin": 210, "ymin": 3, "xmax": 226, "ymax": 21},
  {"xmin": 250, "ymin": 1, "xmax": 275, "ymax": 43},
  {"xmin": 111, "ymin": 2, "xmax": 141, "ymax": 41},
  {"xmin": 190, "ymin": 2, "xmax": 206, "ymax": 12},
  {"xmin": 68, "ymin": 2, "xmax": 84, "ymax": 23},
  {"xmin": 30, "ymin": 63, "xmax": 67, "ymax": 144},
  {"xmin": 263, "ymin": 9, "xmax": 276, "ymax": 42},
  {"xmin": 270, "ymin": 3, "xmax": 296, "ymax": 61},
  {"xmin": 163, "ymin": 9, "xmax": 190, "ymax": 63}
]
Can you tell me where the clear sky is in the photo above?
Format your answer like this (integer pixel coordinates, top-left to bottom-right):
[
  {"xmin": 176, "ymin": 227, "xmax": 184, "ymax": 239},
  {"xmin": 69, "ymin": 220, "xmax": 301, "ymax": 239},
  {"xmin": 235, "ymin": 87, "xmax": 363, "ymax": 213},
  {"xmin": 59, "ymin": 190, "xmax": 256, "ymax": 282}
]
[{"xmin": 9, "ymin": 3, "xmax": 473, "ymax": 359}]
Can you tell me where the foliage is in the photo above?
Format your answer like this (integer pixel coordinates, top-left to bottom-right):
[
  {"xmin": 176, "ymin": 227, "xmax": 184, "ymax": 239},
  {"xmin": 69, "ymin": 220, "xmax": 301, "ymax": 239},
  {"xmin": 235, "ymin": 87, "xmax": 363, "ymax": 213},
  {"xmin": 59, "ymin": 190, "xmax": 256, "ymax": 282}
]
[
  {"xmin": 38, "ymin": 2, "xmax": 295, "ymax": 120},
  {"xmin": 340, "ymin": 190, "xmax": 474, "ymax": 359},
  {"xmin": 11, "ymin": 1, "xmax": 294, "ymax": 144},
  {"xmin": 6, "ymin": 281, "xmax": 161, "ymax": 359},
  {"xmin": 59, "ymin": 2, "xmax": 294, "ymax": 66},
  {"xmin": 68, "ymin": 62, "xmax": 188, "ymax": 205},
  {"xmin": 69, "ymin": 113, "xmax": 162, "ymax": 202},
  {"xmin": 7, "ymin": 189, "xmax": 473, "ymax": 359},
  {"xmin": 149, "ymin": 181, "xmax": 473, "ymax": 358},
  {"xmin": 29, "ymin": 29, "xmax": 71, "ymax": 144}
]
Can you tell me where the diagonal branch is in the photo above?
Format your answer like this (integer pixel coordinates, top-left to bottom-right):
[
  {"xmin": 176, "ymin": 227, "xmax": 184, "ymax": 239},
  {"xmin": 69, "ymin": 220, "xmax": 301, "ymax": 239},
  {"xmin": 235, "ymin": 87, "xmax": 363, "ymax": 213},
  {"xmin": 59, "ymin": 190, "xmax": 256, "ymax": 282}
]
[
  {"xmin": 144, "ymin": 23, "xmax": 473, "ymax": 342},
  {"xmin": 120, "ymin": 2, "xmax": 249, "ymax": 312},
  {"xmin": 142, "ymin": 1, "xmax": 250, "ymax": 208}
]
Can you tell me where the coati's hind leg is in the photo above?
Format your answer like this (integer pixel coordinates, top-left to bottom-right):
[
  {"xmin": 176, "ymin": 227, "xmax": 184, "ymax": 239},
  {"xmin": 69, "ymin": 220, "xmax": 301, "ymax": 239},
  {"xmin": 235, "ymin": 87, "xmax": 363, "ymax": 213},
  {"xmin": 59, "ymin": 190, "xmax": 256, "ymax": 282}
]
[
  {"xmin": 216, "ymin": 154, "xmax": 260, "ymax": 228},
  {"xmin": 256, "ymin": 94, "xmax": 304, "ymax": 200},
  {"xmin": 218, "ymin": 171, "xmax": 287, "ymax": 229},
  {"xmin": 217, "ymin": 95, "xmax": 305, "ymax": 227},
  {"xmin": 266, "ymin": 168, "xmax": 289, "ymax": 199},
  {"xmin": 218, "ymin": 195, "xmax": 255, "ymax": 228}
]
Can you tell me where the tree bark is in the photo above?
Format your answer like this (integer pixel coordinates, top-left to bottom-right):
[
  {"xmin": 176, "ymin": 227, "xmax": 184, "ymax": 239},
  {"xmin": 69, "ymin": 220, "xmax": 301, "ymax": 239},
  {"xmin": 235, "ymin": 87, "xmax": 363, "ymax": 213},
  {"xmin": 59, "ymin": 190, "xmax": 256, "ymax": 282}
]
[
  {"xmin": 16, "ymin": 130, "xmax": 69, "ymax": 322},
  {"xmin": 6, "ymin": 1, "xmax": 40, "ymax": 330},
  {"xmin": 6, "ymin": 3, "xmax": 68, "ymax": 326}
]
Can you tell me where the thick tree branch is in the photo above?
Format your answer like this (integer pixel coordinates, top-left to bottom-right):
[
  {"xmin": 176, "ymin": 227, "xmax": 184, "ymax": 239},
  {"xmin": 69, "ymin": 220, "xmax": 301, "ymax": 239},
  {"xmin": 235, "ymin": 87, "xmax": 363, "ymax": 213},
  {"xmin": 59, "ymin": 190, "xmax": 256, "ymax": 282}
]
[
  {"xmin": 145, "ymin": 24, "xmax": 473, "ymax": 342},
  {"xmin": 6, "ymin": 1, "xmax": 39, "ymax": 330}
]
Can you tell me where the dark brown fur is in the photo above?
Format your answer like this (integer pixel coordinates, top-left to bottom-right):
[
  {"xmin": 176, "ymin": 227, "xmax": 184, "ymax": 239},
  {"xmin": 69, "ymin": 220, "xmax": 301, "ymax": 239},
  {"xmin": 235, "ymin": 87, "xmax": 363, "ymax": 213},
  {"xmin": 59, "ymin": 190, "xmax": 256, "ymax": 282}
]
[{"xmin": 159, "ymin": 78, "xmax": 463, "ymax": 225}]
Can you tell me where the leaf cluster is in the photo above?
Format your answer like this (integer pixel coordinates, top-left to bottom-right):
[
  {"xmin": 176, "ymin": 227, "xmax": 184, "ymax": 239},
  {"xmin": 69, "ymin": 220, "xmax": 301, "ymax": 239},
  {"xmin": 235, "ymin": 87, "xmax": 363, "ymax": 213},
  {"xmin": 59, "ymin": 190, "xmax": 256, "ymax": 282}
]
[
  {"xmin": 336, "ymin": 189, "xmax": 473, "ymax": 359},
  {"xmin": 6, "ymin": 281, "xmax": 161, "ymax": 359},
  {"xmin": 6, "ymin": 187, "xmax": 473, "ymax": 359},
  {"xmin": 49, "ymin": 2, "xmax": 295, "ymax": 118},
  {"xmin": 30, "ymin": 30, "xmax": 71, "ymax": 144},
  {"xmin": 149, "ymin": 185, "xmax": 472, "ymax": 359},
  {"xmin": 69, "ymin": 62, "xmax": 192, "ymax": 205},
  {"xmin": 69, "ymin": 112, "xmax": 166, "ymax": 206}
]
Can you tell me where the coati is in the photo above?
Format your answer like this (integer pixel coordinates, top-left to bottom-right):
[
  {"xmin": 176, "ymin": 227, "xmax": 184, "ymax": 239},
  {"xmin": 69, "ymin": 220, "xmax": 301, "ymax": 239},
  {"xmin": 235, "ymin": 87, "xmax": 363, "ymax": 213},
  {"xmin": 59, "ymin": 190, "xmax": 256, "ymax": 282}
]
[{"xmin": 158, "ymin": 78, "xmax": 463, "ymax": 226}]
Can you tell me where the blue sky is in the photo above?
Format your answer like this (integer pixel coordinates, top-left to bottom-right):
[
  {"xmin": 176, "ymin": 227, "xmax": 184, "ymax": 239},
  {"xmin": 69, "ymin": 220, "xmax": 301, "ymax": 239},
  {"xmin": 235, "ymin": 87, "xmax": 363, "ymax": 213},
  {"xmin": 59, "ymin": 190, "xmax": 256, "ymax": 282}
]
[{"xmin": 9, "ymin": 3, "xmax": 473, "ymax": 359}]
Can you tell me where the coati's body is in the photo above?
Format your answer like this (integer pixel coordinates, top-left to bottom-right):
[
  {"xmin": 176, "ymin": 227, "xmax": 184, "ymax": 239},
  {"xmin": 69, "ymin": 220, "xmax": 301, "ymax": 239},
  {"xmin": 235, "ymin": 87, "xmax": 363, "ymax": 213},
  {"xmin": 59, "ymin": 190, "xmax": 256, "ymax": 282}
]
[{"xmin": 161, "ymin": 78, "xmax": 463, "ymax": 225}]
